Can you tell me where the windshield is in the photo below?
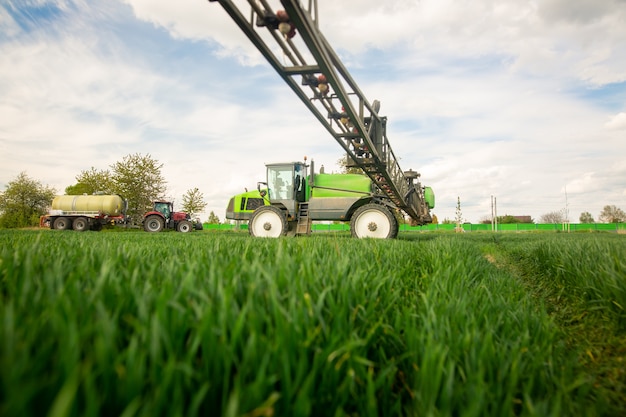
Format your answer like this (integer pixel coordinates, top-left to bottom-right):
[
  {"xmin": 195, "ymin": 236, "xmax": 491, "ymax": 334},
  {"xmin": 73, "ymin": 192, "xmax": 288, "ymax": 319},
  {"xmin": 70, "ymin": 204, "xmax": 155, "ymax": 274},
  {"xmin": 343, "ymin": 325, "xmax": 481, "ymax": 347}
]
[
  {"xmin": 154, "ymin": 202, "xmax": 171, "ymax": 217},
  {"xmin": 267, "ymin": 165, "xmax": 294, "ymax": 200}
]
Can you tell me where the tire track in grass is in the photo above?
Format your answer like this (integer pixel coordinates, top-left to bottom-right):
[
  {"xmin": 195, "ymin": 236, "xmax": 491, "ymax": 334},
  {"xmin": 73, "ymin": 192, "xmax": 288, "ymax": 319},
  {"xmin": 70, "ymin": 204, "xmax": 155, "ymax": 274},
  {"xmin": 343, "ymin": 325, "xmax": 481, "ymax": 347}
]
[{"xmin": 483, "ymin": 239, "xmax": 626, "ymax": 416}]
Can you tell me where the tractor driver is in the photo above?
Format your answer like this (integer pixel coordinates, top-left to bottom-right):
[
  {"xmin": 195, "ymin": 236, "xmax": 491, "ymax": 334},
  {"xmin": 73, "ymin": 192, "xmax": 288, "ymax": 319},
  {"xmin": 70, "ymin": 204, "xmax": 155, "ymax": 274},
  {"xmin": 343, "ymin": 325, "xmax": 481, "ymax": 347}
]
[
  {"xmin": 156, "ymin": 203, "xmax": 170, "ymax": 219},
  {"xmin": 274, "ymin": 176, "xmax": 286, "ymax": 199}
]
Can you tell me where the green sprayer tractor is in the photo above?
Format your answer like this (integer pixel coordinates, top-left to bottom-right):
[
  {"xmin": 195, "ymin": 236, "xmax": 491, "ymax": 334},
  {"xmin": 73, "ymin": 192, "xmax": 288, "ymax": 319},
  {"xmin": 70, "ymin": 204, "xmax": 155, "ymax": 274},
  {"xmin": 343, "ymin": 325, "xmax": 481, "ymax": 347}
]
[
  {"xmin": 213, "ymin": 0, "xmax": 436, "ymax": 238},
  {"xmin": 226, "ymin": 159, "xmax": 434, "ymax": 238}
]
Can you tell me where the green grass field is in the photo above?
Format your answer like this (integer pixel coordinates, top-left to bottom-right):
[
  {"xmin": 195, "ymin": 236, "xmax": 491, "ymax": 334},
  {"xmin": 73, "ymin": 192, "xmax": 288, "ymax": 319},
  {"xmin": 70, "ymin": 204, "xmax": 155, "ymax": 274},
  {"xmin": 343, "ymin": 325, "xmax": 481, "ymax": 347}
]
[{"xmin": 0, "ymin": 230, "xmax": 624, "ymax": 416}]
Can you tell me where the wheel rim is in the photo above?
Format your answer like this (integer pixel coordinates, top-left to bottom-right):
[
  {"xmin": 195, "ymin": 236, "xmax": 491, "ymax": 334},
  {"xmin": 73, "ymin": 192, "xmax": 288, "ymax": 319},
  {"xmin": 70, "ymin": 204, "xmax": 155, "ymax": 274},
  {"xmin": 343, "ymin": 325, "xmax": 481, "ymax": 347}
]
[
  {"xmin": 54, "ymin": 218, "xmax": 69, "ymax": 230},
  {"xmin": 353, "ymin": 208, "xmax": 391, "ymax": 238},
  {"xmin": 74, "ymin": 218, "xmax": 87, "ymax": 231},
  {"xmin": 250, "ymin": 210, "xmax": 284, "ymax": 237},
  {"xmin": 147, "ymin": 219, "xmax": 161, "ymax": 232},
  {"xmin": 179, "ymin": 223, "xmax": 191, "ymax": 232}
]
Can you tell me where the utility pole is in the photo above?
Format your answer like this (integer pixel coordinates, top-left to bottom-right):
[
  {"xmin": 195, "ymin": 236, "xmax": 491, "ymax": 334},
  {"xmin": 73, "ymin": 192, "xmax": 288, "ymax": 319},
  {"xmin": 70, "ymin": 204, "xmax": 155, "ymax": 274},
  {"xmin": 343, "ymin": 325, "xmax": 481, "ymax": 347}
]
[
  {"xmin": 494, "ymin": 196, "xmax": 498, "ymax": 232},
  {"xmin": 491, "ymin": 195, "xmax": 494, "ymax": 231},
  {"xmin": 563, "ymin": 186, "xmax": 570, "ymax": 232},
  {"xmin": 491, "ymin": 195, "xmax": 498, "ymax": 232},
  {"xmin": 455, "ymin": 196, "xmax": 463, "ymax": 233}
]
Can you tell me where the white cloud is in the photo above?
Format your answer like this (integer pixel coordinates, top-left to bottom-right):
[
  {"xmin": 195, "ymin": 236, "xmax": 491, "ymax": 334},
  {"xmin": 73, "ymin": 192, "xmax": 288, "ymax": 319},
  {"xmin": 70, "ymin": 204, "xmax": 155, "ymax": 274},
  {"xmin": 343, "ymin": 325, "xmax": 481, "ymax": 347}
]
[
  {"xmin": 331, "ymin": 0, "xmax": 626, "ymax": 85},
  {"xmin": 538, "ymin": 0, "xmax": 617, "ymax": 24},
  {"xmin": 564, "ymin": 172, "xmax": 596, "ymax": 194},
  {"xmin": 605, "ymin": 112, "xmax": 626, "ymax": 130},
  {"xmin": 121, "ymin": 0, "xmax": 266, "ymax": 66},
  {"xmin": 0, "ymin": 5, "xmax": 21, "ymax": 37},
  {"xmin": 1, "ymin": 0, "xmax": 625, "ymax": 223}
]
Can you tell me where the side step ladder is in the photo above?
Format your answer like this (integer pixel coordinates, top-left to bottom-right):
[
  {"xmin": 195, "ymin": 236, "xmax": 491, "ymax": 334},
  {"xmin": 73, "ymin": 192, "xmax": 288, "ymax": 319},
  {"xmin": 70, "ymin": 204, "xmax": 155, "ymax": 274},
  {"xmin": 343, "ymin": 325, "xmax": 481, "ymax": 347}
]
[{"xmin": 296, "ymin": 203, "xmax": 312, "ymax": 236}]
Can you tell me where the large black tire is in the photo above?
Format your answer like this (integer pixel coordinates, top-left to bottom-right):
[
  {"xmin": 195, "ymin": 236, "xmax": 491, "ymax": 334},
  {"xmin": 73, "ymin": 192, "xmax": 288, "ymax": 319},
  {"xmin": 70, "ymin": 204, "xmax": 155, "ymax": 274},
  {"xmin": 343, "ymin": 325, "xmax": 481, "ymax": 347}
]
[
  {"xmin": 249, "ymin": 206, "xmax": 287, "ymax": 238},
  {"xmin": 52, "ymin": 217, "xmax": 71, "ymax": 231},
  {"xmin": 144, "ymin": 215, "xmax": 164, "ymax": 232},
  {"xmin": 72, "ymin": 217, "xmax": 89, "ymax": 232},
  {"xmin": 177, "ymin": 220, "xmax": 193, "ymax": 233},
  {"xmin": 350, "ymin": 204, "xmax": 398, "ymax": 239}
]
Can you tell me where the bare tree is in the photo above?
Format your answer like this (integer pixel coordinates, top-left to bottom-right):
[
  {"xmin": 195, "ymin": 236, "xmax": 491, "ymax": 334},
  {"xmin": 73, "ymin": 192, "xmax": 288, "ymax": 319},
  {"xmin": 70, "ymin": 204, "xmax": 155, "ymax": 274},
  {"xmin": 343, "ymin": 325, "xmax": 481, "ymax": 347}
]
[
  {"xmin": 455, "ymin": 196, "xmax": 464, "ymax": 232},
  {"xmin": 599, "ymin": 205, "xmax": 626, "ymax": 223},
  {"xmin": 479, "ymin": 215, "xmax": 492, "ymax": 224},
  {"xmin": 540, "ymin": 211, "xmax": 564, "ymax": 224}
]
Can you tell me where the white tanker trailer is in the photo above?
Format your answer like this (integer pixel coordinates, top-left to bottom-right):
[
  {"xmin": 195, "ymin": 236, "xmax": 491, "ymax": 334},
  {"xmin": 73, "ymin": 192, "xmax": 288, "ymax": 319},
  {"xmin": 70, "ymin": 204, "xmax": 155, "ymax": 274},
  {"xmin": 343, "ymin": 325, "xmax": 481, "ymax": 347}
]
[{"xmin": 42, "ymin": 195, "xmax": 127, "ymax": 231}]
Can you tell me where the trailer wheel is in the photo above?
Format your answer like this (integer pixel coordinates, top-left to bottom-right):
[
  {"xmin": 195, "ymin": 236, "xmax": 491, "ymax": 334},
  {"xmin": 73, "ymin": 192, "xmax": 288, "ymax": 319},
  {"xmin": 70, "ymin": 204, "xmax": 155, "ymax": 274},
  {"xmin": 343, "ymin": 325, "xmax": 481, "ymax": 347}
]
[
  {"xmin": 249, "ymin": 206, "xmax": 287, "ymax": 238},
  {"xmin": 53, "ymin": 217, "xmax": 71, "ymax": 231},
  {"xmin": 72, "ymin": 217, "xmax": 89, "ymax": 232},
  {"xmin": 350, "ymin": 204, "xmax": 398, "ymax": 239},
  {"xmin": 177, "ymin": 220, "xmax": 193, "ymax": 233},
  {"xmin": 144, "ymin": 215, "xmax": 164, "ymax": 232}
]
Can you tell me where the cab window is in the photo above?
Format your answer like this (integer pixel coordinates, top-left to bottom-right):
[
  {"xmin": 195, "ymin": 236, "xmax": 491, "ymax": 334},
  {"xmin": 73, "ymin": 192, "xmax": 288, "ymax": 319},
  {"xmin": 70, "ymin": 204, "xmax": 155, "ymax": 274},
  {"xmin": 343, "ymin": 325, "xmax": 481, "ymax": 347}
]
[{"xmin": 268, "ymin": 166, "xmax": 293, "ymax": 200}]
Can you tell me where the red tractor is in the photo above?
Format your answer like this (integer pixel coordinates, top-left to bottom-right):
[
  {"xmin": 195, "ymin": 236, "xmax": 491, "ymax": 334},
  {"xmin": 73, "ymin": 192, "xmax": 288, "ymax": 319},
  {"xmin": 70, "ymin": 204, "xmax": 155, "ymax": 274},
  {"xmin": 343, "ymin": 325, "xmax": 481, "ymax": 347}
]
[{"xmin": 143, "ymin": 201, "xmax": 203, "ymax": 233}]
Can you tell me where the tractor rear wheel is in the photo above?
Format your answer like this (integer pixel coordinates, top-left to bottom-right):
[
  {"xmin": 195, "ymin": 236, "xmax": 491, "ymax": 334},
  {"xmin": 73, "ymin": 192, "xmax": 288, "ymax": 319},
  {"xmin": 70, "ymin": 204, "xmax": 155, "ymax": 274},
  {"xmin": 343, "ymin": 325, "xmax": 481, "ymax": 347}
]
[
  {"xmin": 53, "ymin": 217, "xmax": 71, "ymax": 231},
  {"xmin": 144, "ymin": 215, "xmax": 164, "ymax": 232},
  {"xmin": 350, "ymin": 204, "xmax": 398, "ymax": 239},
  {"xmin": 72, "ymin": 217, "xmax": 89, "ymax": 232},
  {"xmin": 249, "ymin": 206, "xmax": 287, "ymax": 238},
  {"xmin": 177, "ymin": 220, "xmax": 193, "ymax": 233}
]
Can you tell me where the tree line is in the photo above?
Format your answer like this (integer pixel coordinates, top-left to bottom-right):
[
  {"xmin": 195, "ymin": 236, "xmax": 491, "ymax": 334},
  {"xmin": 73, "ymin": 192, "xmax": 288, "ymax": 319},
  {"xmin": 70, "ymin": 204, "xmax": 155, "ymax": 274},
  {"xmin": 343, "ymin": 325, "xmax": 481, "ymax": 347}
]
[
  {"xmin": 453, "ymin": 207, "xmax": 625, "ymax": 226},
  {"xmin": 0, "ymin": 153, "xmax": 216, "ymax": 228},
  {"xmin": 539, "ymin": 207, "xmax": 626, "ymax": 224}
]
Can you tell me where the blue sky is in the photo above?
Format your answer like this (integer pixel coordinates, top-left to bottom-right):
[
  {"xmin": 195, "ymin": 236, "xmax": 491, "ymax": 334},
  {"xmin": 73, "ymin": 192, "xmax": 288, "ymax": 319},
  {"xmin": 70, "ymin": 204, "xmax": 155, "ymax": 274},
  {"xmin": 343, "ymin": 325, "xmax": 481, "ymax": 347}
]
[{"xmin": 1, "ymin": 0, "xmax": 625, "ymax": 223}]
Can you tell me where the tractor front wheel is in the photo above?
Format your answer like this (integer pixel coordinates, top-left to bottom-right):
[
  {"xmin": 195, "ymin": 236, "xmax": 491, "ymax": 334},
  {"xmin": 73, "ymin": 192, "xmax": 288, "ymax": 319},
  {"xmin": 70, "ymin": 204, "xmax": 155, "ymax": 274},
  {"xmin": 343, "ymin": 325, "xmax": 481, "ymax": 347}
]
[
  {"xmin": 249, "ymin": 206, "xmax": 287, "ymax": 238},
  {"xmin": 144, "ymin": 215, "xmax": 164, "ymax": 232},
  {"xmin": 177, "ymin": 220, "xmax": 193, "ymax": 233},
  {"xmin": 350, "ymin": 204, "xmax": 398, "ymax": 239}
]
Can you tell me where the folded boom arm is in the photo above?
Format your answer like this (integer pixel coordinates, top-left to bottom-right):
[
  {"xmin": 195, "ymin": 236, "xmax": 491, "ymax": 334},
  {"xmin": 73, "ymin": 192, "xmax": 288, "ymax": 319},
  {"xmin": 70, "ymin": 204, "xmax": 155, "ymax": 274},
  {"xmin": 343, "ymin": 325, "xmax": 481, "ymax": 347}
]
[{"xmin": 209, "ymin": 0, "xmax": 432, "ymax": 224}]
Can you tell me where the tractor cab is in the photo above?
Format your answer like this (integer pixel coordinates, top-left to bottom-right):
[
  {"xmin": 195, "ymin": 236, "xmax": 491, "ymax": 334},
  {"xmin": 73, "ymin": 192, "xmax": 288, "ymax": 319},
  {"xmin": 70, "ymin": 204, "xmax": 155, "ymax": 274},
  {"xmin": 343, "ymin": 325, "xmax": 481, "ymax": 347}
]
[
  {"xmin": 266, "ymin": 161, "xmax": 308, "ymax": 205},
  {"xmin": 224, "ymin": 160, "xmax": 311, "ymax": 223},
  {"xmin": 154, "ymin": 201, "xmax": 173, "ymax": 219},
  {"xmin": 152, "ymin": 201, "xmax": 190, "ymax": 225}
]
